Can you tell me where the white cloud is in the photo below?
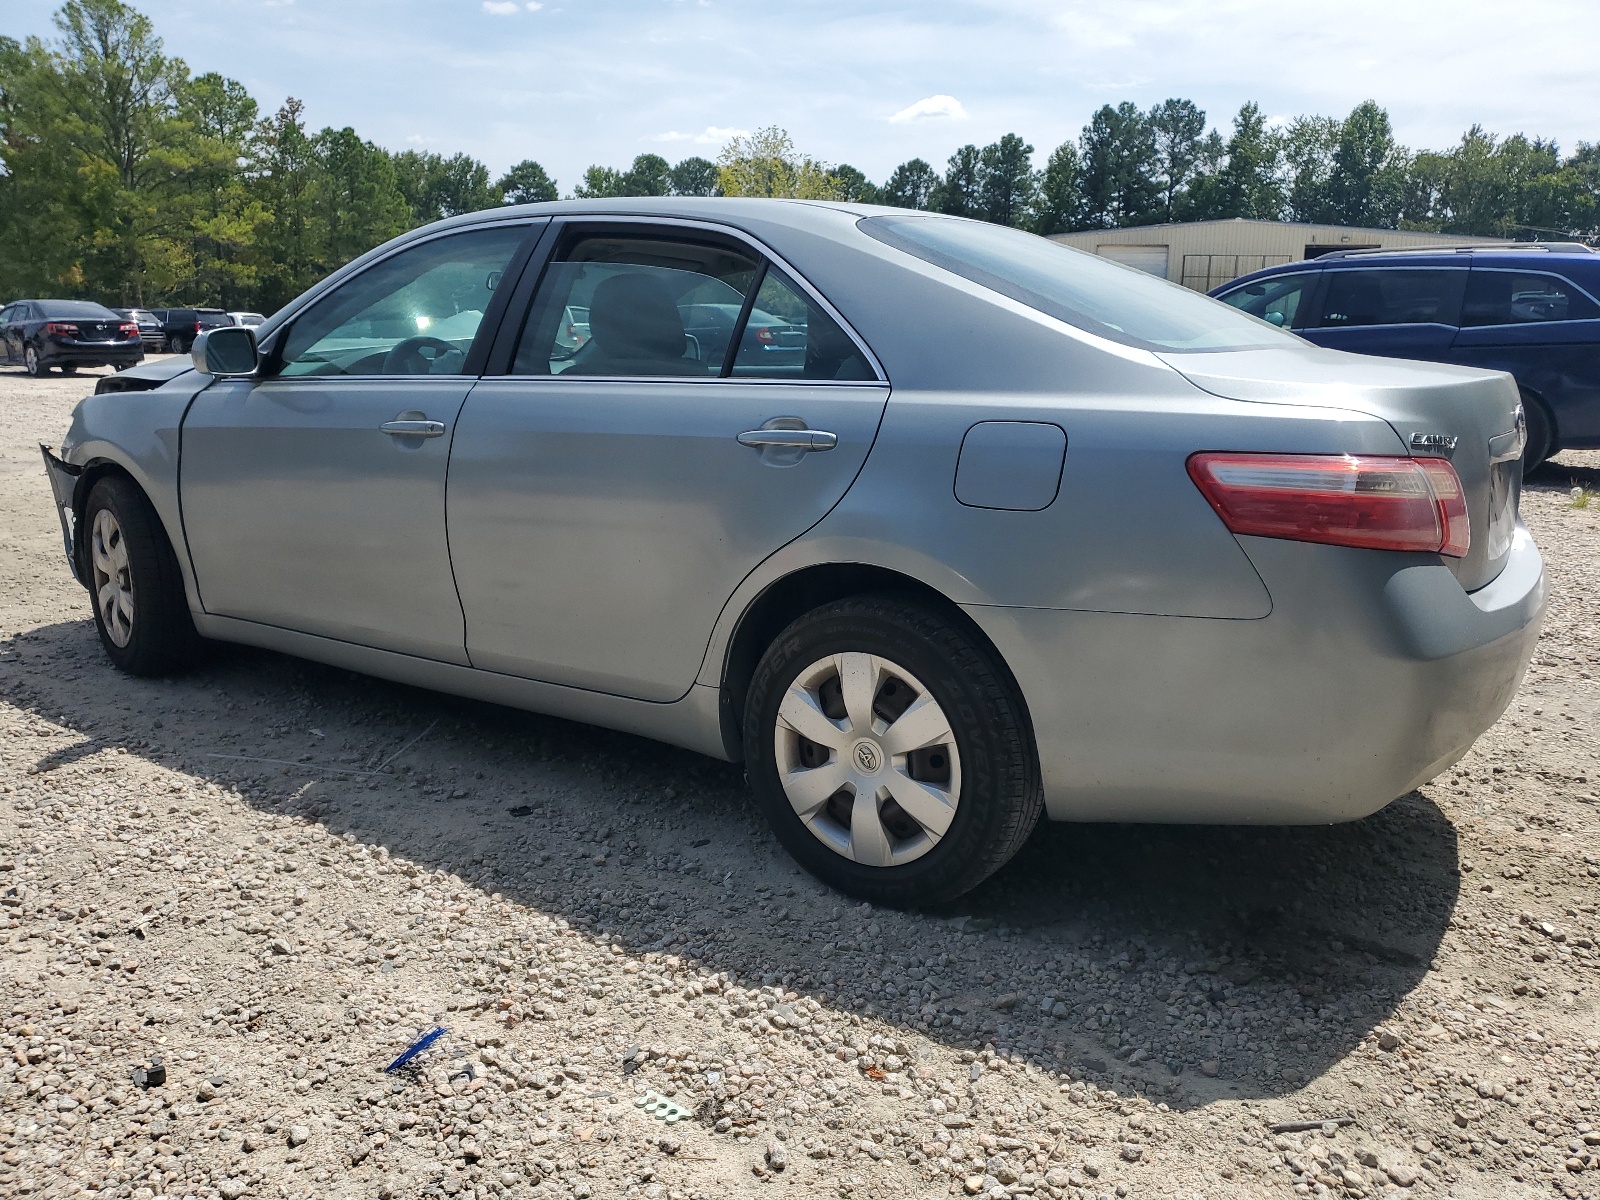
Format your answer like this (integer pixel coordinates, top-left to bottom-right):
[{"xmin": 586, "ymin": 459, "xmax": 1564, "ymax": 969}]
[
  {"xmin": 888, "ymin": 94, "xmax": 967, "ymax": 124},
  {"xmin": 482, "ymin": 1, "xmax": 519, "ymax": 13},
  {"xmin": 654, "ymin": 125, "xmax": 752, "ymax": 145},
  {"xmin": 526, "ymin": 1, "xmax": 543, "ymax": 9}
]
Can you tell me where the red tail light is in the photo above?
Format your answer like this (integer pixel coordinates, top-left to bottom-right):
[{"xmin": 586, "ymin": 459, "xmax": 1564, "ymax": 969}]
[
  {"xmin": 194, "ymin": 321, "xmax": 203, "ymax": 333},
  {"xmin": 45, "ymin": 322, "xmax": 80, "ymax": 336},
  {"xmin": 756, "ymin": 326, "xmax": 775, "ymax": 343},
  {"xmin": 118, "ymin": 322, "xmax": 139, "ymax": 336},
  {"xmin": 1188, "ymin": 452, "xmax": 1470, "ymax": 558}
]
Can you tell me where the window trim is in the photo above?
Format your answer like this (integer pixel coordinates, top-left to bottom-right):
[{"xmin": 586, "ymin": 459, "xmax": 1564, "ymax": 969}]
[
  {"xmin": 487, "ymin": 215, "xmax": 888, "ymax": 385},
  {"xmin": 1459, "ymin": 266, "xmax": 1600, "ymax": 330},
  {"xmin": 256, "ymin": 217, "xmax": 548, "ymax": 380},
  {"xmin": 1300, "ymin": 264, "xmax": 1469, "ymax": 332}
]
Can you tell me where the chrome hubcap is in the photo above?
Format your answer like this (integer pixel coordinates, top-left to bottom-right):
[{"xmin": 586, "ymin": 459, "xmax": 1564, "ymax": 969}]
[
  {"xmin": 90, "ymin": 509, "xmax": 134, "ymax": 647},
  {"xmin": 774, "ymin": 652, "xmax": 961, "ymax": 867}
]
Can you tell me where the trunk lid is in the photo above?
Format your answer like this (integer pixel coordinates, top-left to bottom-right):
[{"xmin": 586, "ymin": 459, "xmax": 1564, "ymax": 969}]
[{"xmin": 1160, "ymin": 344, "xmax": 1524, "ymax": 593}]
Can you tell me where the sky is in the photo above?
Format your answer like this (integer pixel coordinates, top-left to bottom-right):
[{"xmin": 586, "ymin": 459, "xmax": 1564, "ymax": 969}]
[{"xmin": 11, "ymin": 0, "xmax": 1600, "ymax": 192}]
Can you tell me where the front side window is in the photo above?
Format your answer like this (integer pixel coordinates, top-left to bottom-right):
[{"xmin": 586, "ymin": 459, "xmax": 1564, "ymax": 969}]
[
  {"xmin": 1462, "ymin": 270, "xmax": 1600, "ymax": 326},
  {"xmin": 859, "ymin": 214, "xmax": 1296, "ymax": 353},
  {"xmin": 1218, "ymin": 272, "xmax": 1317, "ymax": 328},
  {"xmin": 1312, "ymin": 268, "xmax": 1466, "ymax": 328},
  {"xmin": 729, "ymin": 267, "xmax": 877, "ymax": 381},
  {"xmin": 514, "ymin": 233, "xmax": 761, "ymax": 376},
  {"xmin": 279, "ymin": 225, "xmax": 527, "ymax": 377}
]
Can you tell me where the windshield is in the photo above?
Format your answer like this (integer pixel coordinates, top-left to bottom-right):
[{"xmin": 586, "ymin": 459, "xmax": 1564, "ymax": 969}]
[{"xmin": 858, "ymin": 214, "xmax": 1297, "ymax": 353}]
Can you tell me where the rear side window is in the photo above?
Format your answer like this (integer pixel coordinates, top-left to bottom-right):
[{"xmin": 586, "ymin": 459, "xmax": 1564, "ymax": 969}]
[
  {"xmin": 1218, "ymin": 272, "xmax": 1318, "ymax": 328},
  {"xmin": 515, "ymin": 233, "xmax": 761, "ymax": 377},
  {"xmin": 1312, "ymin": 269, "xmax": 1466, "ymax": 327},
  {"xmin": 730, "ymin": 267, "xmax": 877, "ymax": 381},
  {"xmin": 1462, "ymin": 270, "xmax": 1600, "ymax": 326},
  {"xmin": 859, "ymin": 214, "xmax": 1296, "ymax": 353}
]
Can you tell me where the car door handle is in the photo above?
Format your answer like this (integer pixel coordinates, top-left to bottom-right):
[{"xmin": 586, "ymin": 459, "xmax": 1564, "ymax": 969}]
[
  {"xmin": 380, "ymin": 420, "xmax": 446, "ymax": 438},
  {"xmin": 737, "ymin": 428, "xmax": 838, "ymax": 451}
]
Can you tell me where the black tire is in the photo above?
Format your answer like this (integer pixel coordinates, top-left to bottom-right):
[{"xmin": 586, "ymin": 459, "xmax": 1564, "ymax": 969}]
[
  {"xmin": 1521, "ymin": 392, "xmax": 1554, "ymax": 473},
  {"xmin": 82, "ymin": 475, "xmax": 202, "ymax": 676},
  {"xmin": 59, "ymin": 364, "xmax": 77, "ymax": 376},
  {"xmin": 743, "ymin": 594, "xmax": 1042, "ymax": 907},
  {"xmin": 169, "ymin": 335, "xmax": 189, "ymax": 355},
  {"xmin": 24, "ymin": 344, "xmax": 47, "ymax": 377}
]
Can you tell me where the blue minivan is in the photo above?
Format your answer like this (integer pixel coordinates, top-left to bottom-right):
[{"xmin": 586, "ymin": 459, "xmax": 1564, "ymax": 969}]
[{"xmin": 1213, "ymin": 245, "xmax": 1600, "ymax": 468}]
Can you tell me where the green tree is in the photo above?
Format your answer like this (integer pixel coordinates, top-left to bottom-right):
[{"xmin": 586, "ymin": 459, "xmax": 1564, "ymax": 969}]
[
  {"xmin": 1281, "ymin": 114, "xmax": 1340, "ymax": 224},
  {"xmin": 618, "ymin": 152, "xmax": 671, "ymax": 196},
  {"xmin": 1030, "ymin": 141, "xmax": 1083, "ymax": 234},
  {"xmin": 392, "ymin": 150, "xmax": 501, "ymax": 223},
  {"xmin": 978, "ymin": 133, "xmax": 1036, "ymax": 227},
  {"xmin": 934, "ymin": 144, "xmax": 983, "ymax": 217},
  {"xmin": 716, "ymin": 127, "xmax": 838, "ymax": 199},
  {"xmin": 668, "ymin": 156, "xmax": 718, "ymax": 196},
  {"xmin": 315, "ymin": 126, "xmax": 410, "ymax": 268},
  {"xmin": 1328, "ymin": 101, "xmax": 1408, "ymax": 227},
  {"xmin": 829, "ymin": 163, "xmax": 881, "ymax": 204},
  {"xmin": 572, "ymin": 165, "xmax": 626, "ymax": 198},
  {"xmin": 880, "ymin": 158, "xmax": 939, "ymax": 209},
  {"xmin": 1078, "ymin": 102, "xmax": 1160, "ymax": 227},
  {"xmin": 497, "ymin": 158, "xmax": 557, "ymax": 204},
  {"xmin": 1148, "ymin": 98, "xmax": 1206, "ymax": 222},
  {"xmin": 1186, "ymin": 102, "xmax": 1283, "ymax": 221},
  {"xmin": 175, "ymin": 70, "xmax": 267, "ymax": 306}
]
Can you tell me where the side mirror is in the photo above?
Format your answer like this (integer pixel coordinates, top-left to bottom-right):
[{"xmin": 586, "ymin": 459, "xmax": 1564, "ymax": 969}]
[
  {"xmin": 1264, "ymin": 311, "xmax": 1287, "ymax": 327},
  {"xmin": 191, "ymin": 326, "xmax": 259, "ymax": 377}
]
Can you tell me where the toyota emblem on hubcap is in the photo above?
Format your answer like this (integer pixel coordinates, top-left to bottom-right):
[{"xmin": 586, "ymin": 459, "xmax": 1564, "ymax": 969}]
[{"xmin": 853, "ymin": 741, "xmax": 882, "ymax": 773}]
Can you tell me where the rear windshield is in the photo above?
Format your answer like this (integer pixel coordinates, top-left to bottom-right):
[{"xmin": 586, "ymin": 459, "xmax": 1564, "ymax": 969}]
[
  {"xmin": 38, "ymin": 300, "xmax": 118, "ymax": 319},
  {"xmin": 858, "ymin": 215, "xmax": 1297, "ymax": 353}
]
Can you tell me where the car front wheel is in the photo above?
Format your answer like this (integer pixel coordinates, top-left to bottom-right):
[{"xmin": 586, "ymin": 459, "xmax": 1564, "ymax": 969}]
[
  {"xmin": 83, "ymin": 476, "xmax": 202, "ymax": 676},
  {"xmin": 744, "ymin": 595, "xmax": 1042, "ymax": 906}
]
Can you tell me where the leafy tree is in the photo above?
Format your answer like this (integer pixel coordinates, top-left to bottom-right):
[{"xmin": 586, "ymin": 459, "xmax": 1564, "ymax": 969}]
[
  {"xmin": 1030, "ymin": 141, "xmax": 1083, "ymax": 234},
  {"xmin": 668, "ymin": 156, "xmax": 718, "ymax": 196},
  {"xmin": 716, "ymin": 127, "xmax": 838, "ymax": 199},
  {"xmin": 880, "ymin": 158, "xmax": 939, "ymax": 209},
  {"xmin": 1078, "ymin": 102, "xmax": 1160, "ymax": 227},
  {"xmin": 1148, "ymin": 98, "xmax": 1206, "ymax": 222},
  {"xmin": 619, "ymin": 153, "xmax": 671, "ymax": 197},
  {"xmin": 829, "ymin": 163, "xmax": 880, "ymax": 204},
  {"xmin": 250, "ymin": 97, "xmax": 321, "ymax": 308},
  {"xmin": 1328, "ymin": 101, "xmax": 1407, "ymax": 227},
  {"xmin": 392, "ymin": 150, "xmax": 501, "ymax": 223},
  {"xmin": 1187, "ymin": 102, "xmax": 1284, "ymax": 221},
  {"xmin": 572, "ymin": 165, "xmax": 626, "ymax": 198},
  {"xmin": 1281, "ymin": 114, "xmax": 1341, "ymax": 224},
  {"xmin": 978, "ymin": 133, "xmax": 1036, "ymax": 227},
  {"xmin": 315, "ymin": 126, "xmax": 410, "ymax": 268},
  {"xmin": 934, "ymin": 144, "xmax": 983, "ymax": 217},
  {"xmin": 497, "ymin": 158, "xmax": 557, "ymax": 204}
]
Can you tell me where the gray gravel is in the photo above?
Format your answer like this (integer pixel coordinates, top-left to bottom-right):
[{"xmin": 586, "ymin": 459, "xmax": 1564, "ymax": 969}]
[{"xmin": 1, "ymin": 362, "xmax": 1597, "ymax": 1200}]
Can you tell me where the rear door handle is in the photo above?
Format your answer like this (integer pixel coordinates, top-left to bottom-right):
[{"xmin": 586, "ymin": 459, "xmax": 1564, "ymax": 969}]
[
  {"xmin": 380, "ymin": 420, "xmax": 446, "ymax": 438},
  {"xmin": 737, "ymin": 428, "xmax": 837, "ymax": 451}
]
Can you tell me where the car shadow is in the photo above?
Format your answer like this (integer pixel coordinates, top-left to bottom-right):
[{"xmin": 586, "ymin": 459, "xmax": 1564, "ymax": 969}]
[{"xmin": 0, "ymin": 618, "xmax": 1457, "ymax": 1110}]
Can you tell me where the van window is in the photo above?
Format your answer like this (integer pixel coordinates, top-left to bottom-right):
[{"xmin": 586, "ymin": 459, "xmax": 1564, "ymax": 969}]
[
  {"xmin": 1312, "ymin": 269, "xmax": 1466, "ymax": 328},
  {"xmin": 1218, "ymin": 273, "xmax": 1317, "ymax": 328},
  {"xmin": 1462, "ymin": 270, "xmax": 1600, "ymax": 326}
]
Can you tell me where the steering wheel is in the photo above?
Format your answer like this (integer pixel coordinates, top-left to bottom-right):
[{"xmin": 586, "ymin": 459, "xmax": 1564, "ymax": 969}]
[{"xmin": 383, "ymin": 335, "xmax": 458, "ymax": 376}]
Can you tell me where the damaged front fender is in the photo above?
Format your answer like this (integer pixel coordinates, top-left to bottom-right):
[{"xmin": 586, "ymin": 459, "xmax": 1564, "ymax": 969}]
[{"xmin": 40, "ymin": 444, "xmax": 85, "ymax": 586}]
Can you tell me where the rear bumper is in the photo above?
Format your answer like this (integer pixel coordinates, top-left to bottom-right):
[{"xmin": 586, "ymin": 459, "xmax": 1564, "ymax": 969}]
[
  {"xmin": 965, "ymin": 528, "xmax": 1544, "ymax": 824},
  {"xmin": 42, "ymin": 340, "xmax": 142, "ymax": 365}
]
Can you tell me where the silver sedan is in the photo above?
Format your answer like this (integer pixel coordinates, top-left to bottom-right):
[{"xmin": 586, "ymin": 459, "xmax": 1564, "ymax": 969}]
[{"xmin": 42, "ymin": 199, "xmax": 1544, "ymax": 905}]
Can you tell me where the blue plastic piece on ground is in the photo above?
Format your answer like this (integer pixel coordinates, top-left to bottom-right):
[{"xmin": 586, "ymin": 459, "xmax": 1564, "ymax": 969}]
[{"xmin": 385, "ymin": 1025, "xmax": 447, "ymax": 1073}]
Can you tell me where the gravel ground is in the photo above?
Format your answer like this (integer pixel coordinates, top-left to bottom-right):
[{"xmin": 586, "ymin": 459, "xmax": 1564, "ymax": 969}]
[{"xmin": 1, "ymin": 360, "xmax": 1597, "ymax": 1200}]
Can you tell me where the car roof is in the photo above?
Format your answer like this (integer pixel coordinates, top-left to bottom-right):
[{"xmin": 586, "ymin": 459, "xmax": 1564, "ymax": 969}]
[{"xmin": 1220, "ymin": 245, "xmax": 1600, "ymax": 293}]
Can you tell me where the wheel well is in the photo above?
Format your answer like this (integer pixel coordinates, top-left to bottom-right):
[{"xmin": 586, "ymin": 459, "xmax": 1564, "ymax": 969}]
[
  {"xmin": 70, "ymin": 461, "xmax": 140, "ymax": 579},
  {"xmin": 717, "ymin": 563, "xmax": 1021, "ymax": 760},
  {"xmin": 1519, "ymin": 385, "xmax": 1559, "ymax": 453}
]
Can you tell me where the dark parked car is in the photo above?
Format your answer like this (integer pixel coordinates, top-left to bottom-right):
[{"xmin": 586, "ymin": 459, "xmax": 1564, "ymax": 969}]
[
  {"xmin": 150, "ymin": 308, "xmax": 233, "ymax": 354},
  {"xmin": 0, "ymin": 299, "xmax": 142, "ymax": 376},
  {"xmin": 112, "ymin": 308, "xmax": 166, "ymax": 352},
  {"xmin": 1213, "ymin": 244, "xmax": 1600, "ymax": 468}
]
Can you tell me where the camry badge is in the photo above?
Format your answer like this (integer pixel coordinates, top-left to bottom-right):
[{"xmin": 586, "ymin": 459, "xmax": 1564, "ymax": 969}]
[{"xmin": 1410, "ymin": 432, "xmax": 1458, "ymax": 453}]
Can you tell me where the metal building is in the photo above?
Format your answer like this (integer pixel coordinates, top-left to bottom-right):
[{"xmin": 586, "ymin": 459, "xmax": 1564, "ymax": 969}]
[{"xmin": 1048, "ymin": 218, "xmax": 1507, "ymax": 291}]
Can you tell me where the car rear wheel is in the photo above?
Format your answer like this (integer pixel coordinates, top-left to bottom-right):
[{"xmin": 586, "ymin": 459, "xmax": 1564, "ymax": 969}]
[
  {"xmin": 169, "ymin": 335, "xmax": 189, "ymax": 355},
  {"xmin": 24, "ymin": 344, "xmax": 46, "ymax": 377},
  {"xmin": 60, "ymin": 364, "xmax": 77, "ymax": 376},
  {"xmin": 83, "ymin": 476, "xmax": 202, "ymax": 676},
  {"xmin": 1521, "ymin": 392, "xmax": 1554, "ymax": 473},
  {"xmin": 743, "ymin": 594, "xmax": 1042, "ymax": 906}
]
